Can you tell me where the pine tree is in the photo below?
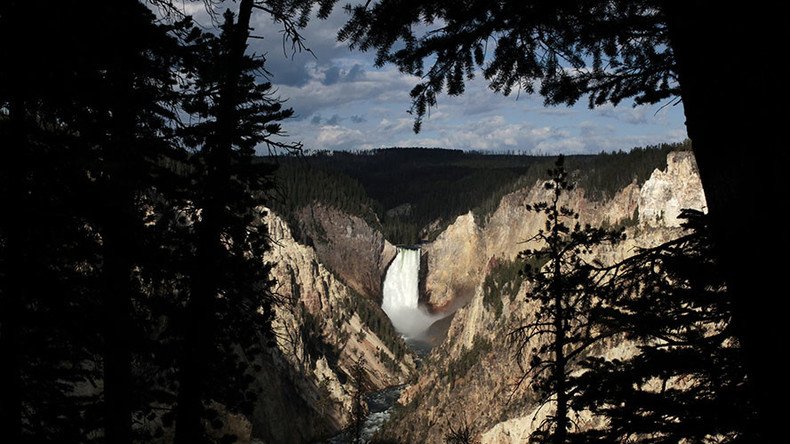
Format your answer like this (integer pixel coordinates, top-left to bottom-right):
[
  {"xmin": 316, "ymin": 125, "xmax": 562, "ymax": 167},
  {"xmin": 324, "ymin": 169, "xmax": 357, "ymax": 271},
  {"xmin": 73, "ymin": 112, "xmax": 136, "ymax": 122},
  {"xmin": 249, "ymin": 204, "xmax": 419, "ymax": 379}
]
[
  {"xmin": 174, "ymin": 2, "xmax": 301, "ymax": 441},
  {"xmin": 571, "ymin": 210, "xmax": 758, "ymax": 442},
  {"xmin": 1, "ymin": 2, "xmax": 202, "ymax": 440},
  {"xmin": 511, "ymin": 156, "xmax": 623, "ymax": 443}
]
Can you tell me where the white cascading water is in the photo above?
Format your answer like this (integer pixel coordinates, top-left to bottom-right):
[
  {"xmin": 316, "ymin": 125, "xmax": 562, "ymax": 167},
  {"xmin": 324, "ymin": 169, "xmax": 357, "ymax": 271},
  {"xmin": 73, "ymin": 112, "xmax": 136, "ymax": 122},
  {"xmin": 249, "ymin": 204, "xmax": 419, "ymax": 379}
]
[{"xmin": 382, "ymin": 247, "xmax": 437, "ymax": 338}]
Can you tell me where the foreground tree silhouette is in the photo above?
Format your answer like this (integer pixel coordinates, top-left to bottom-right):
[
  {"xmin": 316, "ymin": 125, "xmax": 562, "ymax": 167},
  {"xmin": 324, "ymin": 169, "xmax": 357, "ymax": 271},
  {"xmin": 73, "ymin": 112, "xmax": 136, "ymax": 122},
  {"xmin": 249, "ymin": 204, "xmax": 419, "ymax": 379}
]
[
  {"xmin": 333, "ymin": 3, "xmax": 789, "ymax": 436},
  {"xmin": 571, "ymin": 210, "xmax": 758, "ymax": 442},
  {"xmin": 174, "ymin": 2, "xmax": 301, "ymax": 442},
  {"xmin": 92, "ymin": 5, "xmax": 192, "ymax": 441},
  {"xmin": 511, "ymin": 156, "xmax": 623, "ymax": 443},
  {"xmin": 2, "ymin": 1, "xmax": 303, "ymax": 441}
]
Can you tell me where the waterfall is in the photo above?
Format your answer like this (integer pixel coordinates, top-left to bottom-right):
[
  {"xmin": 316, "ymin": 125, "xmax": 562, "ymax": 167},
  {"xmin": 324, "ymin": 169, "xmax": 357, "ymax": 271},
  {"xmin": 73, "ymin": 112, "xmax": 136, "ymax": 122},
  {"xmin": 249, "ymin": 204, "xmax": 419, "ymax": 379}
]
[{"xmin": 382, "ymin": 247, "xmax": 436, "ymax": 338}]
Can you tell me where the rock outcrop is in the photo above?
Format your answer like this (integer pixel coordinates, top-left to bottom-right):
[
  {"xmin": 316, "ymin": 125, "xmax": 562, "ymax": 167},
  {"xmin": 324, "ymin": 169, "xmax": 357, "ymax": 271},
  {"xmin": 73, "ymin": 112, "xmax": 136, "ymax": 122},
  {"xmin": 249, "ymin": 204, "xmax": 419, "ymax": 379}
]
[
  {"xmin": 423, "ymin": 179, "xmax": 642, "ymax": 311},
  {"xmin": 423, "ymin": 151, "xmax": 705, "ymax": 312},
  {"xmin": 639, "ymin": 150, "xmax": 707, "ymax": 228},
  {"xmin": 296, "ymin": 204, "xmax": 397, "ymax": 303},
  {"xmin": 422, "ymin": 213, "xmax": 483, "ymax": 311}
]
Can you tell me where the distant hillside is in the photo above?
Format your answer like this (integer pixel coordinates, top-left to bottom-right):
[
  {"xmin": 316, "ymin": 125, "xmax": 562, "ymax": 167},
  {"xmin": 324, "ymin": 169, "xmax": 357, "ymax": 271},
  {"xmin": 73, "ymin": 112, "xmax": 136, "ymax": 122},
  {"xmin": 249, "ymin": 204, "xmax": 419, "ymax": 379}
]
[{"xmin": 265, "ymin": 141, "xmax": 689, "ymax": 245}]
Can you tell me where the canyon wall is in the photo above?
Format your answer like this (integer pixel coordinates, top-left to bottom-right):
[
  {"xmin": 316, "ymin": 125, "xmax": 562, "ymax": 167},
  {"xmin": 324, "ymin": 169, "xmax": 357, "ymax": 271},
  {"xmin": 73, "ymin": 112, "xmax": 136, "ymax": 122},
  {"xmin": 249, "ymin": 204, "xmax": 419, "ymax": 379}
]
[
  {"xmin": 423, "ymin": 150, "xmax": 702, "ymax": 311},
  {"xmin": 296, "ymin": 204, "xmax": 397, "ymax": 303},
  {"xmin": 245, "ymin": 210, "xmax": 414, "ymax": 443}
]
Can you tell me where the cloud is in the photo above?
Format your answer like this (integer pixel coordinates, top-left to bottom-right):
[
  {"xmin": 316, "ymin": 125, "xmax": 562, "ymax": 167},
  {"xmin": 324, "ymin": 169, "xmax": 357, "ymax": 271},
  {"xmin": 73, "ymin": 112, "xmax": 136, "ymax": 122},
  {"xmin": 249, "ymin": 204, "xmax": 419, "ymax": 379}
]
[
  {"xmin": 320, "ymin": 64, "xmax": 366, "ymax": 85},
  {"xmin": 594, "ymin": 103, "xmax": 674, "ymax": 125},
  {"xmin": 322, "ymin": 66, "xmax": 341, "ymax": 85},
  {"xmin": 278, "ymin": 65, "xmax": 418, "ymax": 120},
  {"xmin": 370, "ymin": 115, "xmax": 573, "ymax": 151},
  {"xmin": 315, "ymin": 125, "xmax": 365, "ymax": 148},
  {"xmin": 533, "ymin": 127, "xmax": 686, "ymax": 155},
  {"xmin": 325, "ymin": 114, "xmax": 343, "ymax": 125},
  {"xmin": 284, "ymin": 104, "xmax": 686, "ymax": 154},
  {"xmin": 534, "ymin": 138, "xmax": 587, "ymax": 154},
  {"xmin": 176, "ymin": 3, "xmax": 688, "ymax": 154},
  {"xmin": 248, "ymin": 6, "xmax": 361, "ymax": 87},
  {"xmin": 579, "ymin": 120, "xmax": 614, "ymax": 138},
  {"xmin": 346, "ymin": 64, "xmax": 365, "ymax": 82},
  {"xmin": 378, "ymin": 118, "xmax": 414, "ymax": 133},
  {"xmin": 308, "ymin": 113, "xmax": 366, "ymax": 126}
]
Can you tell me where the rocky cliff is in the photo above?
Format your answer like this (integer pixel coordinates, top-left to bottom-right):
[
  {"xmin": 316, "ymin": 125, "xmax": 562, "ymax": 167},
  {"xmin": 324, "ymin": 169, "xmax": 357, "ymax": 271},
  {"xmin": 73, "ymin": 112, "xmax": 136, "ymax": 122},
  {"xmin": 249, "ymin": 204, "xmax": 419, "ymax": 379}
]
[
  {"xmin": 245, "ymin": 210, "xmax": 414, "ymax": 443},
  {"xmin": 638, "ymin": 150, "xmax": 707, "ymax": 227},
  {"xmin": 377, "ymin": 150, "xmax": 706, "ymax": 443},
  {"xmin": 422, "ymin": 181, "xmax": 641, "ymax": 312},
  {"xmin": 296, "ymin": 204, "xmax": 397, "ymax": 303},
  {"xmin": 423, "ymin": 150, "xmax": 703, "ymax": 312}
]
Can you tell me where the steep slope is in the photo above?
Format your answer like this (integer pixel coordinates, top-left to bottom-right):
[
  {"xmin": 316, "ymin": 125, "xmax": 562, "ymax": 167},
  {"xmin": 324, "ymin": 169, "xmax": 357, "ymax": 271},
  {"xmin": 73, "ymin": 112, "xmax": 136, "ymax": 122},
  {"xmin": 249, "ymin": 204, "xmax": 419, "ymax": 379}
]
[
  {"xmin": 377, "ymin": 151, "xmax": 706, "ymax": 443},
  {"xmin": 295, "ymin": 204, "xmax": 397, "ymax": 303},
  {"xmin": 247, "ymin": 210, "xmax": 415, "ymax": 443},
  {"xmin": 274, "ymin": 144, "xmax": 679, "ymax": 246},
  {"xmin": 422, "ymin": 181, "xmax": 641, "ymax": 312}
]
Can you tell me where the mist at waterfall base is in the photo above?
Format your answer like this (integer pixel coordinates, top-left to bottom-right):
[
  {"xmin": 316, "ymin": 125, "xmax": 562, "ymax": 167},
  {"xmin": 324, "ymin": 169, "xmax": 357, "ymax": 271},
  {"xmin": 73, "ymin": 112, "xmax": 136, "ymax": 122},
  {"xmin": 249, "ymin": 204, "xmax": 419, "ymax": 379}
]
[{"xmin": 382, "ymin": 247, "xmax": 441, "ymax": 340}]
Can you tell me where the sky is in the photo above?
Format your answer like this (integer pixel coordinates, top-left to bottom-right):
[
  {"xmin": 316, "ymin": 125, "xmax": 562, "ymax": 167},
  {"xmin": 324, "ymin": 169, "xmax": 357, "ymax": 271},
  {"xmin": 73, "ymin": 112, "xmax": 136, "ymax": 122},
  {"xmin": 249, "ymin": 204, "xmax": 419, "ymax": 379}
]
[{"xmin": 182, "ymin": 3, "xmax": 688, "ymax": 154}]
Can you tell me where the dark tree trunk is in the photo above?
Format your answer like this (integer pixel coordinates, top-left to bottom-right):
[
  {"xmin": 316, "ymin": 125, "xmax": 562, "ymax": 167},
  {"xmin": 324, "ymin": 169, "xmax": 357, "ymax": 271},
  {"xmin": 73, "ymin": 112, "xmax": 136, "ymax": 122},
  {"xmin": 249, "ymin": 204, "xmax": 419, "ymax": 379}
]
[
  {"xmin": 550, "ymin": 198, "xmax": 568, "ymax": 444},
  {"xmin": 0, "ymin": 92, "xmax": 26, "ymax": 444},
  {"xmin": 174, "ymin": 1, "xmax": 255, "ymax": 442},
  {"xmin": 102, "ymin": 222, "xmax": 134, "ymax": 444},
  {"xmin": 663, "ymin": 2, "xmax": 790, "ymax": 441},
  {"xmin": 553, "ymin": 290, "xmax": 568, "ymax": 444},
  {"xmin": 102, "ymin": 58, "xmax": 136, "ymax": 444}
]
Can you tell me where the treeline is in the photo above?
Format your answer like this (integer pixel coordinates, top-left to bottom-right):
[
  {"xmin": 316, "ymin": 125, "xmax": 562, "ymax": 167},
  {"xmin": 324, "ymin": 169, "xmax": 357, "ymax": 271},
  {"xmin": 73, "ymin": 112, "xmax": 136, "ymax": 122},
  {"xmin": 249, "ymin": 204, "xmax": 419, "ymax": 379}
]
[
  {"xmin": 0, "ymin": 2, "xmax": 305, "ymax": 442},
  {"xmin": 272, "ymin": 142, "xmax": 684, "ymax": 245},
  {"xmin": 269, "ymin": 162, "xmax": 384, "ymax": 234},
  {"xmin": 572, "ymin": 141, "xmax": 686, "ymax": 200}
]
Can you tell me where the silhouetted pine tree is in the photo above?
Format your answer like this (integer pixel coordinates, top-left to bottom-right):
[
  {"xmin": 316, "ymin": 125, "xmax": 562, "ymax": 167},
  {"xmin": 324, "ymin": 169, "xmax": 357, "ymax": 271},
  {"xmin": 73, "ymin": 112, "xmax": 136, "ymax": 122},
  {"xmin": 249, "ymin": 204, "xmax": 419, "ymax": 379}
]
[
  {"xmin": 3, "ymin": 1, "xmax": 312, "ymax": 440},
  {"xmin": 511, "ymin": 156, "xmax": 624, "ymax": 444},
  {"xmin": 88, "ymin": 5, "xmax": 190, "ymax": 442},
  {"xmin": 570, "ymin": 210, "xmax": 758, "ymax": 443},
  {"xmin": 174, "ymin": 2, "xmax": 300, "ymax": 441},
  {"xmin": 0, "ymin": 4, "xmax": 30, "ymax": 436}
]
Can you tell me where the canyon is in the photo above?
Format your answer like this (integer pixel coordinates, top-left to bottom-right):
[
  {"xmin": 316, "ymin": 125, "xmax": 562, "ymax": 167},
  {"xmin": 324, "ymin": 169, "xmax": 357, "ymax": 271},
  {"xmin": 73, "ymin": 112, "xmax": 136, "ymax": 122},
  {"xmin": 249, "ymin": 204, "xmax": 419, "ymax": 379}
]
[{"xmin": 245, "ymin": 149, "xmax": 705, "ymax": 442}]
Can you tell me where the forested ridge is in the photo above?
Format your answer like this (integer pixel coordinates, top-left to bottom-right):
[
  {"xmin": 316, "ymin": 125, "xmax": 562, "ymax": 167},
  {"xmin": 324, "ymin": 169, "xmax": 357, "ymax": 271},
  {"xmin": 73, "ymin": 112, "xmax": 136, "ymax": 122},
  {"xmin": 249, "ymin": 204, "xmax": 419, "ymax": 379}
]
[{"xmin": 269, "ymin": 141, "xmax": 684, "ymax": 244}]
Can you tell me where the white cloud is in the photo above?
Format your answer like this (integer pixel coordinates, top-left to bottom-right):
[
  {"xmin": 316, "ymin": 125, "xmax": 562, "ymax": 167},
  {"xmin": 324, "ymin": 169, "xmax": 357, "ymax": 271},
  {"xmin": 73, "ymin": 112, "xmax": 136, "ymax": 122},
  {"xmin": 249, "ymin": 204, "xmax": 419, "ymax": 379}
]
[
  {"xmin": 535, "ymin": 138, "xmax": 587, "ymax": 154},
  {"xmin": 277, "ymin": 65, "xmax": 418, "ymax": 120},
  {"xmin": 315, "ymin": 125, "xmax": 365, "ymax": 148},
  {"xmin": 594, "ymin": 103, "xmax": 675, "ymax": 125},
  {"xmin": 191, "ymin": 2, "xmax": 692, "ymax": 154}
]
